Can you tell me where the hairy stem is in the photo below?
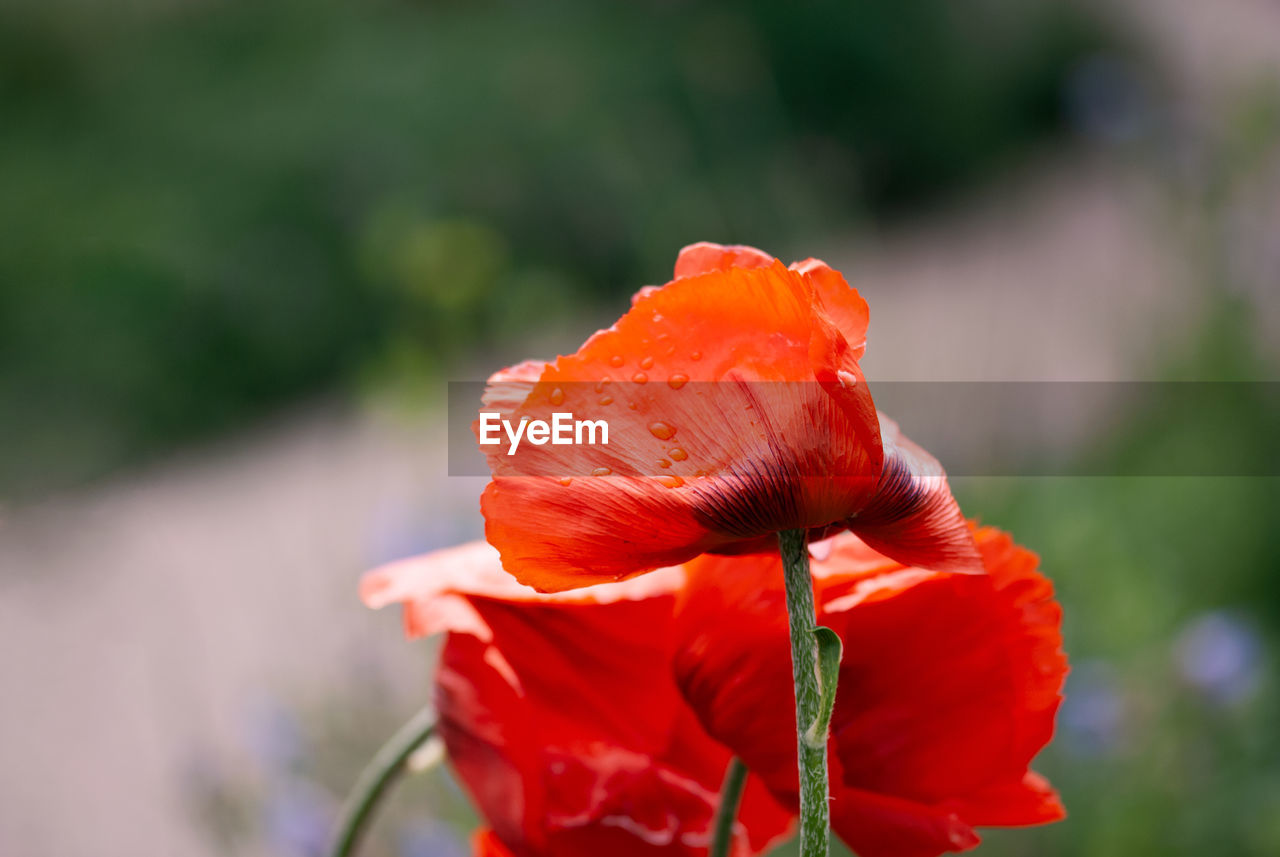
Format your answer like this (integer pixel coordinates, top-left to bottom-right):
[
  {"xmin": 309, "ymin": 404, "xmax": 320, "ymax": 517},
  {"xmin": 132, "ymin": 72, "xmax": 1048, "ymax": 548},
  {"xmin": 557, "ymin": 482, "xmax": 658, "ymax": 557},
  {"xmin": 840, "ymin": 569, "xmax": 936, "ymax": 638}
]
[{"xmin": 779, "ymin": 528, "xmax": 829, "ymax": 857}]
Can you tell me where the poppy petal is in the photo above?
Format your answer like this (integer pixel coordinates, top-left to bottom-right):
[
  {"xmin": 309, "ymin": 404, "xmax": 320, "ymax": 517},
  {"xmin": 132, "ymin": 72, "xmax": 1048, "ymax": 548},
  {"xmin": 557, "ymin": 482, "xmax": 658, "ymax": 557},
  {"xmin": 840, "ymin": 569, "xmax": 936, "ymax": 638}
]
[
  {"xmin": 372, "ymin": 544, "xmax": 794, "ymax": 856},
  {"xmin": 672, "ymin": 241, "xmax": 775, "ymax": 279},
  {"xmin": 671, "ymin": 528, "xmax": 1065, "ymax": 857},
  {"xmin": 789, "ymin": 258, "xmax": 869, "ymax": 360},
  {"xmin": 360, "ymin": 540, "xmax": 688, "ymax": 639},
  {"xmin": 948, "ymin": 771, "xmax": 1065, "ymax": 827},
  {"xmin": 671, "ymin": 244, "xmax": 868, "ymax": 358},
  {"xmin": 671, "ymin": 552, "xmax": 797, "ymax": 788},
  {"xmin": 828, "ymin": 530, "xmax": 1065, "ymax": 817},
  {"xmin": 828, "ymin": 784, "xmax": 981, "ymax": 857},
  {"xmin": 483, "ymin": 360, "xmax": 550, "ymax": 413},
  {"xmin": 846, "ymin": 415, "xmax": 982, "ymax": 574},
  {"xmin": 437, "ymin": 600, "xmax": 794, "ymax": 856},
  {"xmin": 481, "ymin": 261, "xmax": 881, "ymax": 591}
]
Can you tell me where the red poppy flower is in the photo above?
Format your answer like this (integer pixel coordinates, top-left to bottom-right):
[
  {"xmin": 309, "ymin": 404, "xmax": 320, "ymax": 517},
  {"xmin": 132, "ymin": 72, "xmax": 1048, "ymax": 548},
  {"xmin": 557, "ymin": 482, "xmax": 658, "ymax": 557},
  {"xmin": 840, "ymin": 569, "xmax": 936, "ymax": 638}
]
[
  {"xmin": 671, "ymin": 526, "xmax": 1067, "ymax": 857},
  {"xmin": 476, "ymin": 242, "xmax": 978, "ymax": 592},
  {"xmin": 361, "ymin": 541, "xmax": 795, "ymax": 857}
]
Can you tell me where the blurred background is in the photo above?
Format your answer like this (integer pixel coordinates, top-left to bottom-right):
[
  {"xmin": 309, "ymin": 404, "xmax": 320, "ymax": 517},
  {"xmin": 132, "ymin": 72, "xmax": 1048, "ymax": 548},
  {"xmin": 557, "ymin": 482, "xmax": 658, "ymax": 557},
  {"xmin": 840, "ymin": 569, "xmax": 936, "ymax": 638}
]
[{"xmin": 1, "ymin": 0, "xmax": 1278, "ymax": 855}]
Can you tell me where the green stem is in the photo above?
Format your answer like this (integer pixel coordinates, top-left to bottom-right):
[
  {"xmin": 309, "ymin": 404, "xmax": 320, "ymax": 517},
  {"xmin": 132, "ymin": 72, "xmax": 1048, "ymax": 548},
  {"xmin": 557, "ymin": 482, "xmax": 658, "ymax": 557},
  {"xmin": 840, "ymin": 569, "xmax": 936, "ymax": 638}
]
[
  {"xmin": 329, "ymin": 705, "xmax": 438, "ymax": 857},
  {"xmin": 709, "ymin": 757, "xmax": 749, "ymax": 857},
  {"xmin": 779, "ymin": 529, "xmax": 829, "ymax": 857}
]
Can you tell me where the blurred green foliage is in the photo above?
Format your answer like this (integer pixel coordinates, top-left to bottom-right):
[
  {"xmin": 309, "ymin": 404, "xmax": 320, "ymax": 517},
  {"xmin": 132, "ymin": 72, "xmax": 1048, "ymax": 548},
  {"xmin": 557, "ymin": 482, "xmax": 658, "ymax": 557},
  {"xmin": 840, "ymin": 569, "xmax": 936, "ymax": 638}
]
[
  {"xmin": 0, "ymin": 0, "xmax": 1110, "ymax": 498},
  {"xmin": 955, "ymin": 296, "xmax": 1280, "ymax": 857}
]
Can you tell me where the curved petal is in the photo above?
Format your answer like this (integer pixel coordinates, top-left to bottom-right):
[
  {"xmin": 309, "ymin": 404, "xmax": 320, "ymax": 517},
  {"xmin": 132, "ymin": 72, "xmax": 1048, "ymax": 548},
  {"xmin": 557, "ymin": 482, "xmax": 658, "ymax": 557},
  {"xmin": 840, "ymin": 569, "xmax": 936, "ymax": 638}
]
[
  {"xmin": 673, "ymin": 243, "xmax": 868, "ymax": 357},
  {"xmin": 671, "ymin": 552, "xmax": 796, "ymax": 790},
  {"xmin": 438, "ymin": 605, "xmax": 794, "ymax": 857},
  {"xmin": 789, "ymin": 257, "xmax": 869, "ymax": 360},
  {"xmin": 845, "ymin": 414, "xmax": 981, "ymax": 574},
  {"xmin": 361, "ymin": 541, "xmax": 509, "ymax": 641},
  {"xmin": 379, "ymin": 543, "xmax": 794, "ymax": 856},
  {"xmin": 671, "ymin": 528, "xmax": 1066, "ymax": 857},
  {"xmin": 483, "ymin": 360, "xmax": 551, "ymax": 414},
  {"xmin": 360, "ymin": 540, "xmax": 688, "ymax": 640},
  {"xmin": 828, "ymin": 782, "xmax": 981, "ymax": 857},
  {"xmin": 828, "ymin": 529, "xmax": 1065, "ymax": 845},
  {"xmin": 481, "ymin": 260, "xmax": 881, "ymax": 591},
  {"xmin": 672, "ymin": 242, "xmax": 775, "ymax": 279},
  {"xmin": 947, "ymin": 771, "xmax": 1065, "ymax": 827}
]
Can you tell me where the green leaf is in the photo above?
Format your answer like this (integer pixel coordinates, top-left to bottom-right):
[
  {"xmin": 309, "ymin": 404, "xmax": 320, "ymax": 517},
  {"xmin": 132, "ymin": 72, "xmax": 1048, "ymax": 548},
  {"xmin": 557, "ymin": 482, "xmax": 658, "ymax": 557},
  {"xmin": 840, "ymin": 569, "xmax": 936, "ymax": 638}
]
[{"xmin": 804, "ymin": 625, "xmax": 843, "ymax": 750}]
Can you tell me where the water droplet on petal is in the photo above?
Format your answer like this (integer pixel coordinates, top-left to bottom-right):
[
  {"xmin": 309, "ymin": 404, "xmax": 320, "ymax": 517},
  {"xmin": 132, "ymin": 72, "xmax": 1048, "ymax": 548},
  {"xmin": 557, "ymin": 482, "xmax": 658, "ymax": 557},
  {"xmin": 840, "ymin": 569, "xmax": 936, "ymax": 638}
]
[
  {"xmin": 648, "ymin": 422, "xmax": 676, "ymax": 440},
  {"xmin": 610, "ymin": 355, "xmax": 625, "ymax": 368},
  {"xmin": 657, "ymin": 475, "xmax": 684, "ymax": 489},
  {"xmin": 639, "ymin": 356, "xmax": 655, "ymax": 370},
  {"xmin": 667, "ymin": 373, "xmax": 688, "ymax": 390},
  {"xmin": 632, "ymin": 372, "xmax": 648, "ymax": 384},
  {"xmin": 558, "ymin": 477, "xmax": 573, "ymax": 486},
  {"xmin": 837, "ymin": 370, "xmax": 858, "ymax": 388},
  {"xmin": 595, "ymin": 377, "xmax": 612, "ymax": 393},
  {"xmin": 628, "ymin": 401, "xmax": 638, "ymax": 410},
  {"xmin": 549, "ymin": 388, "xmax": 565, "ymax": 406},
  {"xmin": 591, "ymin": 467, "xmax": 612, "ymax": 477},
  {"xmin": 657, "ymin": 459, "xmax": 671, "ymax": 469},
  {"xmin": 668, "ymin": 447, "xmax": 687, "ymax": 461},
  {"xmin": 598, "ymin": 395, "xmax": 613, "ymax": 405},
  {"xmin": 690, "ymin": 351, "xmax": 702, "ymax": 361}
]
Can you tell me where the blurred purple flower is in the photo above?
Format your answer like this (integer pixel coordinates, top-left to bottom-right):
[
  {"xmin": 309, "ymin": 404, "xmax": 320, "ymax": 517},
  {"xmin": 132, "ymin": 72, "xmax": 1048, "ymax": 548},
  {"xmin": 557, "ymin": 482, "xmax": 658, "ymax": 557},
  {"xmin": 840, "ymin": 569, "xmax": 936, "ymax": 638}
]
[
  {"xmin": 1174, "ymin": 610, "xmax": 1263, "ymax": 706},
  {"xmin": 264, "ymin": 777, "xmax": 336, "ymax": 857},
  {"xmin": 1060, "ymin": 660, "xmax": 1126, "ymax": 757},
  {"xmin": 245, "ymin": 696, "xmax": 307, "ymax": 773}
]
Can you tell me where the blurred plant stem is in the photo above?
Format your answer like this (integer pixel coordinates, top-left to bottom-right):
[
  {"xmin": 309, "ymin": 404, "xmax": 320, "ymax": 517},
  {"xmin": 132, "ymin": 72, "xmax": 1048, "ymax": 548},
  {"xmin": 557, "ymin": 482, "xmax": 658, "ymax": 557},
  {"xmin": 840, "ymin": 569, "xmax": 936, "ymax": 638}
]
[
  {"xmin": 710, "ymin": 757, "xmax": 748, "ymax": 857},
  {"xmin": 780, "ymin": 529, "xmax": 831, "ymax": 857},
  {"xmin": 329, "ymin": 705, "xmax": 438, "ymax": 857}
]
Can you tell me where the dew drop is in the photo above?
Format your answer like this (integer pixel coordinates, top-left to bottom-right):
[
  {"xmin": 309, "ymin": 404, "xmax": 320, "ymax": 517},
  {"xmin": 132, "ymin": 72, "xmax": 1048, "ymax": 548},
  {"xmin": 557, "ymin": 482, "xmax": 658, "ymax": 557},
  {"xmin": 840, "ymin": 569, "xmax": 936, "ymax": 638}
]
[
  {"xmin": 609, "ymin": 355, "xmax": 625, "ymax": 368},
  {"xmin": 595, "ymin": 377, "xmax": 612, "ymax": 393},
  {"xmin": 648, "ymin": 422, "xmax": 676, "ymax": 440},
  {"xmin": 549, "ymin": 388, "xmax": 565, "ymax": 406},
  {"xmin": 558, "ymin": 477, "xmax": 573, "ymax": 486},
  {"xmin": 632, "ymin": 372, "xmax": 649, "ymax": 384},
  {"xmin": 591, "ymin": 467, "xmax": 612, "ymax": 477},
  {"xmin": 657, "ymin": 459, "xmax": 671, "ymax": 469},
  {"xmin": 690, "ymin": 351, "xmax": 702, "ymax": 361},
  {"xmin": 668, "ymin": 447, "xmax": 687, "ymax": 461},
  {"xmin": 667, "ymin": 373, "xmax": 688, "ymax": 390},
  {"xmin": 598, "ymin": 395, "xmax": 614, "ymax": 405},
  {"xmin": 628, "ymin": 401, "xmax": 638, "ymax": 410},
  {"xmin": 639, "ymin": 356, "xmax": 655, "ymax": 370},
  {"xmin": 657, "ymin": 474, "xmax": 684, "ymax": 489}
]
